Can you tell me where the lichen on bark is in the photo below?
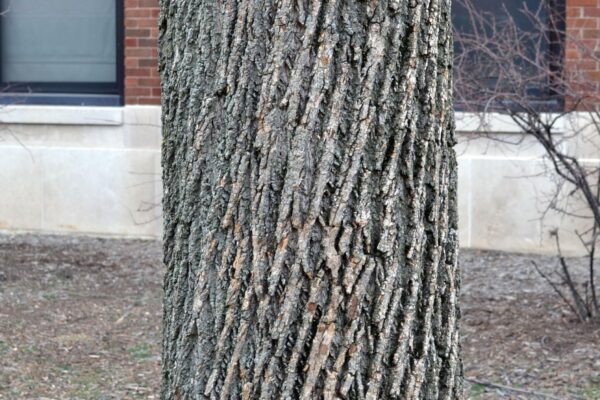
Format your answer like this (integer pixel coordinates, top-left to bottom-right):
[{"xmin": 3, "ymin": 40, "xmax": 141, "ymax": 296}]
[{"xmin": 159, "ymin": 0, "xmax": 462, "ymax": 398}]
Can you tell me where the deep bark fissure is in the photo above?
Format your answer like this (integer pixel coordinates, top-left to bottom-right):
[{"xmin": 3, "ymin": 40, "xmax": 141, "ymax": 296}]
[{"xmin": 160, "ymin": 0, "xmax": 462, "ymax": 398}]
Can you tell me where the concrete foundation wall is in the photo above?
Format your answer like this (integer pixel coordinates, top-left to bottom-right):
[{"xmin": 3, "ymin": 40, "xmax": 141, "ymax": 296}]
[
  {"xmin": 0, "ymin": 105, "xmax": 162, "ymax": 238},
  {"xmin": 455, "ymin": 112, "xmax": 600, "ymax": 255},
  {"xmin": 1, "ymin": 106, "xmax": 598, "ymax": 255}
]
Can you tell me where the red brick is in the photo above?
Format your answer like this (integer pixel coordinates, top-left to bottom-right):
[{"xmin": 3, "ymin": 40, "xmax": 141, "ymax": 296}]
[
  {"xmin": 135, "ymin": 18, "xmax": 157, "ymax": 28},
  {"xmin": 125, "ymin": 28, "xmax": 150, "ymax": 37},
  {"xmin": 137, "ymin": 97, "xmax": 161, "ymax": 105},
  {"xmin": 567, "ymin": 7, "xmax": 582, "ymax": 18},
  {"xmin": 125, "ymin": 58, "xmax": 139, "ymax": 68},
  {"xmin": 583, "ymin": 29, "xmax": 600, "ymax": 38},
  {"xmin": 138, "ymin": 38, "xmax": 157, "ymax": 47},
  {"xmin": 571, "ymin": 18, "xmax": 597, "ymax": 28},
  {"xmin": 569, "ymin": 0, "xmax": 596, "ymax": 6},
  {"xmin": 566, "ymin": 48, "xmax": 581, "ymax": 59},
  {"xmin": 139, "ymin": 78, "xmax": 161, "ymax": 87},
  {"xmin": 126, "ymin": 67, "xmax": 154, "ymax": 77},
  {"xmin": 126, "ymin": 88, "xmax": 152, "ymax": 96},
  {"xmin": 138, "ymin": 0, "xmax": 159, "ymax": 7},
  {"xmin": 126, "ymin": 9, "xmax": 152, "ymax": 18},
  {"xmin": 139, "ymin": 59, "xmax": 157, "ymax": 67},
  {"xmin": 583, "ymin": 7, "xmax": 600, "ymax": 17},
  {"xmin": 126, "ymin": 48, "xmax": 153, "ymax": 57},
  {"xmin": 585, "ymin": 71, "xmax": 600, "ymax": 80},
  {"xmin": 575, "ymin": 60, "xmax": 600, "ymax": 70}
]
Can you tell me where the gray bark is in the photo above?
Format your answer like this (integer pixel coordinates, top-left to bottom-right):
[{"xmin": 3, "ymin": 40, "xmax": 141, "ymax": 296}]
[{"xmin": 159, "ymin": 0, "xmax": 462, "ymax": 399}]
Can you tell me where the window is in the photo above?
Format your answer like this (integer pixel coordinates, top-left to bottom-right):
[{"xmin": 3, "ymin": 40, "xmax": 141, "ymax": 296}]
[
  {"xmin": 0, "ymin": 0, "xmax": 123, "ymax": 106},
  {"xmin": 452, "ymin": 0, "xmax": 565, "ymax": 112}
]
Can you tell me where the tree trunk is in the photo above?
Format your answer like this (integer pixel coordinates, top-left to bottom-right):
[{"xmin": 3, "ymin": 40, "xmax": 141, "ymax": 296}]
[{"xmin": 159, "ymin": 1, "xmax": 462, "ymax": 399}]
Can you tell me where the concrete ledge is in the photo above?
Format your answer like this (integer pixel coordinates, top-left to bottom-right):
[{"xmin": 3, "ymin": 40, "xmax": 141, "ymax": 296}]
[
  {"xmin": 455, "ymin": 112, "xmax": 569, "ymax": 134},
  {"xmin": 0, "ymin": 107, "xmax": 596, "ymax": 255},
  {"xmin": 0, "ymin": 105, "xmax": 124, "ymax": 126}
]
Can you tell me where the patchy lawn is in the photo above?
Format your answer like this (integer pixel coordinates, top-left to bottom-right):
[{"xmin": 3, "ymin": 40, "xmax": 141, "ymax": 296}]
[
  {"xmin": 0, "ymin": 235, "xmax": 162, "ymax": 399},
  {"xmin": 0, "ymin": 234, "xmax": 598, "ymax": 399},
  {"xmin": 461, "ymin": 250, "xmax": 600, "ymax": 399}
]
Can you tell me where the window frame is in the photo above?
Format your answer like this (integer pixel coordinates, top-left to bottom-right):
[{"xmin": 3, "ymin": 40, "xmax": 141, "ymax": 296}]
[{"xmin": 0, "ymin": 0, "xmax": 124, "ymax": 106}]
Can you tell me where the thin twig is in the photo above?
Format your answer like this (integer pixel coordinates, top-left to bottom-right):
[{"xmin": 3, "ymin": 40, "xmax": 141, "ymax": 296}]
[{"xmin": 590, "ymin": 171, "xmax": 600, "ymax": 313}]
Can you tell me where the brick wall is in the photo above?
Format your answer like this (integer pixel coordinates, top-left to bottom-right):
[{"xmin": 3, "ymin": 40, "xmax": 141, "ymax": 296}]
[
  {"xmin": 124, "ymin": 0, "xmax": 160, "ymax": 105},
  {"xmin": 565, "ymin": 0, "xmax": 600, "ymax": 103},
  {"xmin": 121, "ymin": 1, "xmax": 600, "ymax": 108}
]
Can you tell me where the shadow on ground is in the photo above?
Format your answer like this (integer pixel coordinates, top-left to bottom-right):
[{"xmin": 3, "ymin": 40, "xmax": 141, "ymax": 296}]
[{"xmin": 0, "ymin": 234, "xmax": 598, "ymax": 399}]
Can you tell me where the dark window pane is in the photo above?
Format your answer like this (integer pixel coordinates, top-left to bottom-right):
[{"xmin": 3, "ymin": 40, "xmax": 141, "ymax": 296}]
[
  {"xmin": 1, "ymin": 0, "xmax": 116, "ymax": 83},
  {"xmin": 453, "ymin": 0, "xmax": 550, "ymax": 64},
  {"xmin": 453, "ymin": 0, "xmax": 548, "ymax": 35},
  {"xmin": 452, "ymin": 0, "xmax": 562, "ymax": 110}
]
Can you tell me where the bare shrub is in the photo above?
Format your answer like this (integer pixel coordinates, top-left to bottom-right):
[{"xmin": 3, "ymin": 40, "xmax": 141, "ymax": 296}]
[{"xmin": 454, "ymin": 0, "xmax": 599, "ymax": 322}]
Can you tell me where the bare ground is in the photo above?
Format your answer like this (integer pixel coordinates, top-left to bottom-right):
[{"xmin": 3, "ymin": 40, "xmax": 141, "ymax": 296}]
[{"xmin": 0, "ymin": 234, "xmax": 598, "ymax": 399}]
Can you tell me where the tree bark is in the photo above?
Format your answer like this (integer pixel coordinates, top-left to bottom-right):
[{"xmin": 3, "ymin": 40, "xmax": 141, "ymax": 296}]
[{"xmin": 159, "ymin": 1, "xmax": 462, "ymax": 399}]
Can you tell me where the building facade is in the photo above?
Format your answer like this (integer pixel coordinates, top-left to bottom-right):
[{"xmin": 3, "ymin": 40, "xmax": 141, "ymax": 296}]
[
  {"xmin": 0, "ymin": 0, "xmax": 162, "ymax": 238},
  {"xmin": 0, "ymin": 0, "xmax": 598, "ymax": 255}
]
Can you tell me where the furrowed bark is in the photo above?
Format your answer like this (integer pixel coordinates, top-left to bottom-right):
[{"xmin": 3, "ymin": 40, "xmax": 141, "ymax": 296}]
[{"xmin": 159, "ymin": 0, "xmax": 462, "ymax": 399}]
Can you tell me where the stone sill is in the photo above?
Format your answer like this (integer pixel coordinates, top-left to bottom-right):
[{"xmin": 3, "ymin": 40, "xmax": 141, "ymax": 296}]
[
  {"xmin": 0, "ymin": 105, "xmax": 124, "ymax": 126},
  {"xmin": 455, "ymin": 112, "xmax": 570, "ymax": 134},
  {"xmin": 0, "ymin": 107, "xmax": 580, "ymax": 132}
]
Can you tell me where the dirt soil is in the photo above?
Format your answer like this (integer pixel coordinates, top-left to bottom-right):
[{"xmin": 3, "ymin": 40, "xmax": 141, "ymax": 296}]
[{"xmin": 0, "ymin": 234, "xmax": 598, "ymax": 399}]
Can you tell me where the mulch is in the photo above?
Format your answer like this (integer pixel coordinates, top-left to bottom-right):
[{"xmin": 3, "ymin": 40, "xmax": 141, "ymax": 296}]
[{"xmin": 0, "ymin": 234, "xmax": 598, "ymax": 399}]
